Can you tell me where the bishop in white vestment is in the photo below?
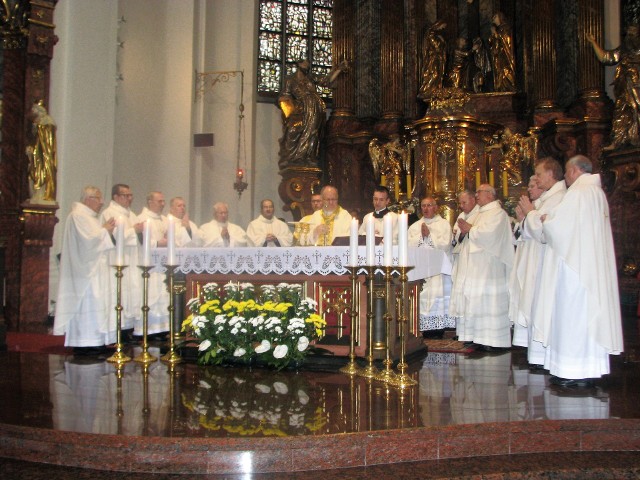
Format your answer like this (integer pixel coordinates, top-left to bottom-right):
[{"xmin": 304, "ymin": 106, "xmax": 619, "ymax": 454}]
[
  {"xmin": 54, "ymin": 187, "xmax": 116, "ymax": 349},
  {"xmin": 450, "ymin": 185, "xmax": 514, "ymax": 349},
  {"xmin": 534, "ymin": 155, "xmax": 623, "ymax": 385},
  {"xmin": 305, "ymin": 185, "xmax": 352, "ymax": 246}
]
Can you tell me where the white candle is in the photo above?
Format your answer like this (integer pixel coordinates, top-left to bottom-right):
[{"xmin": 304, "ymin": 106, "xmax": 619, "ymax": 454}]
[
  {"xmin": 398, "ymin": 213, "xmax": 409, "ymax": 266},
  {"xmin": 115, "ymin": 216, "xmax": 125, "ymax": 266},
  {"xmin": 142, "ymin": 219, "xmax": 152, "ymax": 266},
  {"xmin": 366, "ymin": 215, "xmax": 375, "ymax": 265},
  {"xmin": 383, "ymin": 214, "xmax": 393, "ymax": 266},
  {"xmin": 167, "ymin": 214, "xmax": 176, "ymax": 265},
  {"xmin": 349, "ymin": 217, "xmax": 359, "ymax": 267}
]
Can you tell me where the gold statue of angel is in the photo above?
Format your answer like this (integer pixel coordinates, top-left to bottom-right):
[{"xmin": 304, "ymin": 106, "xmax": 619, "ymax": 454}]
[{"xmin": 369, "ymin": 134, "xmax": 412, "ymax": 185}]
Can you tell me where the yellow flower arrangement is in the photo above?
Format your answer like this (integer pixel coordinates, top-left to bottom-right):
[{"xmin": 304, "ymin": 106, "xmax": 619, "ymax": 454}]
[{"xmin": 182, "ymin": 281, "xmax": 327, "ymax": 369}]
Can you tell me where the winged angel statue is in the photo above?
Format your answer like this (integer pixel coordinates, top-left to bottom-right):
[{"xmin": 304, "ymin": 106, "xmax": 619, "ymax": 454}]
[{"xmin": 369, "ymin": 135, "xmax": 414, "ymax": 189}]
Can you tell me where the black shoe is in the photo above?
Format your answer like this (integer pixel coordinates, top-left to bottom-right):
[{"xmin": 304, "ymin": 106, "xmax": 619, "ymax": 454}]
[
  {"xmin": 73, "ymin": 346, "xmax": 109, "ymax": 356},
  {"xmin": 549, "ymin": 376, "xmax": 594, "ymax": 388},
  {"xmin": 477, "ymin": 344, "xmax": 509, "ymax": 352},
  {"xmin": 422, "ymin": 329, "xmax": 445, "ymax": 339},
  {"xmin": 529, "ymin": 363, "xmax": 546, "ymax": 371}
]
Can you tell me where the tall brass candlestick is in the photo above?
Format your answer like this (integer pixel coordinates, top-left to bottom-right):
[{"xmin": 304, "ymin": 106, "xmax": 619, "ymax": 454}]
[
  {"xmin": 358, "ymin": 266, "xmax": 379, "ymax": 379},
  {"xmin": 377, "ymin": 266, "xmax": 397, "ymax": 383},
  {"xmin": 161, "ymin": 264, "xmax": 182, "ymax": 364},
  {"xmin": 340, "ymin": 266, "xmax": 363, "ymax": 376},
  {"xmin": 392, "ymin": 266, "xmax": 417, "ymax": 388},
  {"xmin": 107, "ymin": 265, "xmax": 132, "ymax": 365},
  {"xmin": 134, "ymin": 265, "xmax": 157, "ymax": 364}
]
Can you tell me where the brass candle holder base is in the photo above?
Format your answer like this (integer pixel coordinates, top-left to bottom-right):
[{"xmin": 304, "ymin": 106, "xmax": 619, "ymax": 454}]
[
  {"xmin": 107, "ymin": 265, "xmax": 132, "ymax": 365},
  {"xmin": 375, "ymin": 266, "xmax": 398, "ymax": 384},
  {"xmin": 391, "ymin": 265, "xmax": 417, "ymax": 388},
  {"xmin": 339, "ymin": 266, "xmax": 363, "ymax": 376},
  {"xmin": 356, "ymin": 266, "xmax": 379, "ymax": 379},
  {"xmin": 161, "ymin": 264, "xmax": 183, "ymax": 365},
  {"xmin": 134, "ymin": 265, "xmax": 158, "ymax": 365}
]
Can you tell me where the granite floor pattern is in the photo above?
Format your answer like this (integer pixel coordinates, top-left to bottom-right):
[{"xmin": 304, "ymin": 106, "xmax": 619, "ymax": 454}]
[{"xmin": 0, "ymin": 314, "xmax": 639, "ymax": 479}]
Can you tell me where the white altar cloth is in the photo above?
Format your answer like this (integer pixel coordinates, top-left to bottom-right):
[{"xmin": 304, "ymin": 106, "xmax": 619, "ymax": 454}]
[{"xmin": 150, "ymin": 246, "xmax": 451, "ymax": 282}]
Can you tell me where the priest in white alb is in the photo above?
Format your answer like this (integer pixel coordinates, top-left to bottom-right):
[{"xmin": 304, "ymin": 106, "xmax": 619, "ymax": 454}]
[
  {"xmin": 200, "ymin": 202, "xmax": 248, "ymax": 247},
  {"xmin": 511, "ymin": 158, "xmax": 566, "ymax": 369},
  {"xmin": 305, "ymin": 185, "xmax": 352, "ymax": 246},
  {"xmin": 54, "ymin": 186, "xmax": 116, "ymax": 355},
  {"xmin": 451, "ymin": 190, "xmax": 480, "ymax": 260},
  {"xmin": 100, "ymin": 183, "xmax": 143, "ymax": 336},
  {"xmin": 533, "ymin": 155, "xmax": 623, "ymax": 387},
  {"xmin": 169, "ymin": 196, "xmax": 202, "ymax": 247},
  {"xmin": 450, "ymin": 184, "xmax": 514, "ymax": 351},
  {"xmin": 247, "ymin": 199, "xmax": 293, "ymax": 247},
  {"xmin": 408, "ymin": 196, "xmax": 453, "ymax": 337},
  {"xmin": 137, "ymin": 191, "xmax": 170, "ymax": 336}
]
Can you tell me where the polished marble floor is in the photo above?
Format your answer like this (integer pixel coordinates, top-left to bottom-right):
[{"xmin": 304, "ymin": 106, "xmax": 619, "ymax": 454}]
[{"xmin": 1, "ymin": 314, "xmax": 639, "ymax": 478}]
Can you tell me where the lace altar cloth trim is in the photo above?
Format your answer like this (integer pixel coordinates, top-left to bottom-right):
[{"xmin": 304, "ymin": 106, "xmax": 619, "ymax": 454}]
[{"xmin": 150, "ymin": 246, "xmax": 451, "ymax": 281}]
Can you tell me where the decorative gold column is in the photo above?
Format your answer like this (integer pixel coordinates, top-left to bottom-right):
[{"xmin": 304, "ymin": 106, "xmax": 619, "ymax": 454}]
[
  {"xmin": 577, "ymin": 0, "xmax": 605, "ymax": 97},
  {"xmin": 379, "ymin": 0, "xmax": 404, "ymax": 121}
]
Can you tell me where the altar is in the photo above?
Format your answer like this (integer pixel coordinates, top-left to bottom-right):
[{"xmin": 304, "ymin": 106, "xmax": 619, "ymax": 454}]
[{"xmin": 151, "ymin": 246, "xmax": 451, "ymax": 360}]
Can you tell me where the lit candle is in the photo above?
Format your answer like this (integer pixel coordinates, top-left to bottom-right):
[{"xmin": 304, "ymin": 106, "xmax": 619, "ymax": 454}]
[
  {"xmin": 502, "ymin": 170, "xmax": 508, "ymax": 197},
  {"xmin": 383, "ymin": 214, "xmax": 393, "ymax": 267},
  {"xmin": 394, "ymin": 174, "xmax": 400, "ymax": 197},
  {"xmin": 142, "ymin": 219, "xmax": 152, "ymax": 266},
  {"xmin": 489, "ymin": 169, "xmax": 495, "ymax": 187},
  {"xmin": 366, "ymin": 215, "xmax": 375, "ymax": 265},
  {"xmin": 398, "ymin": 213, "xmax": 408, "ymax": 266},
  {"xmin": 406, "ymin": 173, "xmax": 412, "ymax": 197},
  {"xmin": 475, "ymin": 168, "xmax": 481, "ymax": 190},
  {"xmin": 380, "ymin": 174, "xmax": 386, "ymax": 187},
  {"xmin": 167, "ymin": 214, "xmax": 176, "ymax": 265},
  {"xmin": 349, "ymin": 217, "xmax": 359, "ymax": 267},
  {"xmin": 115, "ymin": 216, "xmax": 125, "ymax": 266}
]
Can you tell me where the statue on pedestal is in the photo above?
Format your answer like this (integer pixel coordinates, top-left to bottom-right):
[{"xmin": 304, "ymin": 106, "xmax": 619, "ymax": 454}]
[
  {"xmin": 25, "ymin": 101, "xmax": 57, "ymax": 204},
  {"xmin": 488, "ymin": 12, "xmax": 516, "ymax": 92},
  {"xmin": 277, "ymin": 59, "xmax": 348, "ymax": 170},
  {"xmin": 588, "ymin": 25, "xmax": 640, "ymax": 150},
  {"xmin": 418, "ymin": 20, "xmax": 448, "ymax": 99}
]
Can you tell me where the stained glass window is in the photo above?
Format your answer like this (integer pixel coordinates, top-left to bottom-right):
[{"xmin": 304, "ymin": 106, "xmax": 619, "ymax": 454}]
[{"xmin": 258, "ymin": 0, "xmax": 333, "ymax": 100}]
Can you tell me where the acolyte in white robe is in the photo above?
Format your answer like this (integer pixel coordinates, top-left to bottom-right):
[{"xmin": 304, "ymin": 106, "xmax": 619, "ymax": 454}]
[
  {"xmin": 358, "ymin": 210, "xmax": 399, "ymax": 244},
  {"xmin": 408, "ymin": 214, "xmax": 454, "ymax": 330},
  {"xmin": 533, "ymin": 173, "xmax": 623, "ymax": 379},
  {"xmin": 246, "ymin": 215, "xmax": 293, "ymax": 247},
  {"xmin": 100, "ymin": 200, "xmax": 142, "ymax": 331},
  {"xmin": 137, "ymin": 207, "xmax": 169, "ymax": 335},
  {"xmin": 305, "ymin": 207, "xmax": 353, "ymax": 246},
  {"xmin": 53, "ymin": 202, "xmax": 116, "ymax": 347},
  {"xmin": 450, "ymin": 200, "xmax": 514, "ymax": 348},
  {"xmin": 200, "ymin": 221, "xmax": 248, "ymax": 247},
  {"xmin": 509, "ymin": 180, "xmax": 566, "ymax": 365}
]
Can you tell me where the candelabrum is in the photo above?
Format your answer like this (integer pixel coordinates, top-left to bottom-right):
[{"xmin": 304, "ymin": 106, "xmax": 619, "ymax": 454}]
[
  {"xmin": 161, "ymin": 265, "xmax": 182, "ymax": 364},
  {"xmin": 357, "ymin": 266, "xmax": 380, "ymax": 379},
  {"xmin": 339, "ymin": 266, "xmax": 363, "ymax": 376},
  {"xmin": 107, "ymin": 265, "xmax": 132, "ymax": 365},
  {"xmin": 390, "ymin": 266, "xmax": 417, "ymax": 388},
  {"xmin": 115, "ymin": 363, "xmax": 125, "ymax": 435},
  {"xmin": 376, "ymin": 266, "xmax": 398, "ymax": 384},
  {"xmin": 134, "ymin": 265, "xmax": 157, "ymax": 364}
]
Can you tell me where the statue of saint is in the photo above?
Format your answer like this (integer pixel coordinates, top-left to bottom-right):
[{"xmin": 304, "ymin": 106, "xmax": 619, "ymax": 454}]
[
  {"xmin": 471, "ymin": 37, "xmax": 492, "ymax": 93},
  {"xmin": 277, "ymin": 59, "xmax": 348, "ymax": 170},
  {"xmin": 369, "ymin": 135, "xmax": 413, "ymax": 195},
  {"xmin": 26, "ymin": 101, "xmax": 58, "ymax": 203},
  {"xmin": 588, "ymin": 25, "xmax": 640, "ymax": 150},
  {"xmin": 488, "ymin": 12, "xmax": 516, "ymax": 92},
  {"xmin": 448, "ymin": 37, "xmax": 471, "ymax": 90},
  {"xmin": 418, "ymin": 20, "xmax": 448, "ymax": 98}
]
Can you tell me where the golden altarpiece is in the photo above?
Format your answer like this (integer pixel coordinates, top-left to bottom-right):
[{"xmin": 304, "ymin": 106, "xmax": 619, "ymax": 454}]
[{"xmin": 278, "ymin": 0, "xmax": 639, "ymax": 310}]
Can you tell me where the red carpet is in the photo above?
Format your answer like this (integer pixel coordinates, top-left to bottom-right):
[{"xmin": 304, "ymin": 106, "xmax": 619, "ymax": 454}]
[{"xmin": 6, "ymin": 332, "xmax": 71, "ymax": 355}]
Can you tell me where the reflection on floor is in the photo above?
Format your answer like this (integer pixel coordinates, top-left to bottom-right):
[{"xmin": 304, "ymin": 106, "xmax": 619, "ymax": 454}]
[{"xmin": 0, "ymin": 314, "xmax": 639, "ymax": 478}]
